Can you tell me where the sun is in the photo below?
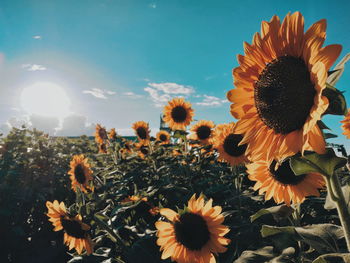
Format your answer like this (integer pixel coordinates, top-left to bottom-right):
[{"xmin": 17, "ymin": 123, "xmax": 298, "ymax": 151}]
[{"xmin": 20, "ymin": 82, "xmax": 71, "ymax": 118}]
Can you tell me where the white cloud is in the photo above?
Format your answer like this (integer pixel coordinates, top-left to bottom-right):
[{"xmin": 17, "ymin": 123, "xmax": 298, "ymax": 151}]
[
  {"xmin": 29, "ymin": 114, "xmax": 60, "ymax": 135},
  {"xmin": 33, "ymin": 35, "xmax": 42, "ymax": 39},
  {"xmin": 1, "ymin": 114, "xmax": 96, "ymax": 137},
  {"xmin": 196, "ymin": 95, "xmax": 227, "ymax": 107},
  {"xmin": 83, "ymin": 88, "xmax": 116, "ymax": 99},
  {"xmin": 56, "ymin": 114, "xmax": 95, "ymax": 136},
  {"xmin": 22, "ymin": 64, "xmax": 47, "ymax": 71},
  {"xmin": 148, "ymin": 82, "xmax": 194, "ymax": 94},
  {"xmin": 144, "ymin": 82, "xmax": 194, "ymax": 107},
  {"xmin": 144, "ymin": 87, "xmax": 171, "ymax": 107},
  {"xmin": 149, "ymin": 3, "xmax": 157, "ymax": 8},
  {"xmin": 123, "ymin": 91, "xmax": 143, "ymax": 99},
  {"xmin": 204, "ymin": 75, "xmax": 217, "ymax": 81}
]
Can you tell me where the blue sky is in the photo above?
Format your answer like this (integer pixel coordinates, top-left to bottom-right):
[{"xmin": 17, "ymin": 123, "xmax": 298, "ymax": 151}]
[{"xmin": 0, "ymin": 0, "xmax": 349, "ymax": 150}]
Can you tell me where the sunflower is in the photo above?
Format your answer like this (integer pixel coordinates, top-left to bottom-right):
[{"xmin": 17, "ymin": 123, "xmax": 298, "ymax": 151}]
[
  {"xmin": 120, "ymin": 195, "xmax": 148, "ymax": 204},
  {"xmin": 135, "ymin": 142, "xmax": 150, "ymax": 159},
  {"xmin": 341, "ymin": 110, "xmax": 350, "ymax": 139},
  {"xmin": 247, "ymin": 158, "xmax": 325, "ymax": 205},
  {"xmin": 68, "ymin": 154, "xmax": 94, "ymax": 193},
  {"xmin": 95, "ymin": 124, "xmax": 108, "ymax": 144},
  {"xmin": 98, "ymin": 143, "xmax": 107, "ymax": 154},
  {"xmin": 108, "ymin": 128, "xmax": 117, "ymax": 140},
  {"xmin": 190, "ymin": 120, "xmax": 215, "ymax": 145},
  {"xmin": 212, "ymin": 123, "xmax": 249, "ymax": 166},
  {"xmin": 155, "ymin": 194, "xmax": 230, "ymax": 263},
  {"xmin": 46, "ymin": 200, "xmax": 93, "ymax": 255},
  {"xmin": 227, "ymin": 12, "xmax": 342, "ymax": 161},
  {"xmin": 172, "ymin": 149, "xmax": 183, "ymax": 156},
  {"xmin": 149, "ymin": 206, "xmax": 160, "ymax": 216},
  {"xmin": 163, "ymin": 98, "xmax": 194, "ymax": 130},
  {"xmin": 119, "ymin": 141, "xmax": 133, "ymax": 157},
  {"xmin": 132, "ymin": 121, "xmax": 151, "ymax": 142},
  {"xmin": 156, "ymin": 130, "xmax": 171, "ymax": 145}
]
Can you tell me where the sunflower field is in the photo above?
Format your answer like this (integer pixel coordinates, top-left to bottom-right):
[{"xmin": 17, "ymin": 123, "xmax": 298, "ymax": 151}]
[{"xmin": 2, "ymin": 11, "xmax": 350, "ymax": 263}]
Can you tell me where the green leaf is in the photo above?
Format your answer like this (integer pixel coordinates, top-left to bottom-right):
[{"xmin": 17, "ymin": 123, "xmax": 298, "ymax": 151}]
[
  {"xmin": 93, "ymin": 247, "xmax": 111, "ymax": 257},
  {"xmin": 234, "ymin": 246, "xmax": 295, "ymax": 263},
  {"xmin": 261, "ymin": 225, "xmax": 295, "ymax": 238},
  {"xmin": 250, "ymin": 205, "xmax": 294, "ymax": 222},
  {"xmin": 322, "ymin": 83, "xmax": 347, "ymax": 116},
  {"xmin": 261, "ymin": 224, "xmax": 344, "ymax": 254},
  {"xmin": 327, "ymin": 53, "xmax": 350, "ymax": 86},
  {"xmin": 324, "ymin": 184, "xmax": 350, "ymax": 210},
  {"xmin": 289, "ymin": 148, "xmax": 347, "ymax": 177},
  {"xmin": 317, "ymin": 120, "xmax": 330, "ymax": 130},
  {"xmin": 313, "ymin": 253, "xmax": 350, "ymax": 263},
  {"xmin": 94, "ymin": 214, "xmax": 118, "ymax": 243},
  {"xmin": 324, "ymin": 133, "xmax": 338, "ymax": 139}
]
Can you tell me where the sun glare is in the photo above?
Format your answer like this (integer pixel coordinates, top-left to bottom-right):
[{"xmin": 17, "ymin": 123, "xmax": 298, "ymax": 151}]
[{"xmin": 20, "ymin": 82, "xmax": 71, "ymax": 118}]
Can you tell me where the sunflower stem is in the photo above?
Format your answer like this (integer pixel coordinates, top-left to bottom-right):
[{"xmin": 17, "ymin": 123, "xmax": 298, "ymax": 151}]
[
  {"xmin": 328, "ymin": 172, "xmax": 350, "ymax": 252},
  {"xmin": 184, "ymin": 134, "xmax": 188, "ymax": 154}
]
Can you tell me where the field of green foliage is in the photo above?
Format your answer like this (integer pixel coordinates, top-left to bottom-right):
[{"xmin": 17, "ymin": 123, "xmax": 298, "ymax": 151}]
[{"xmin": 0, "ymin": 125, "xmax": 349, "ymax": 263}]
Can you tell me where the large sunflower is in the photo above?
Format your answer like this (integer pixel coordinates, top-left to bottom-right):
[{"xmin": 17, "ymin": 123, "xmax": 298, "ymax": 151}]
[
  {"xmin": 95, "ymin": 124, "xmax": 108, "ymax": 144},
  {"xmin": 247, "ymin": 159, "xmax": 325, "ymax": 206},
  {"xmin": 156, "ymin": 130, "xmax": 171, "ymax": 145},
  {"xmin": 212, "ymin": 123, "xmax": 249, "ymax": 166},
  {"xmin": 155, "ymin": 194, "xmax": 230, "ymax": 263},
  {"xmin": 68, "ymin": 154, "xmax": 94, "ymax": 193},
  {"xmin": 132, "ymin": 121, "xmax": 151, "ymax": 142},
  {"xmin": 46, "ymin": 200, "xmax": 93, "ymax": 255},
  {"xmin": 190, "ymin": 120, "xmax": 215, "ymax": 145},
  {"xmin": 227, "ymin": 12, "xmax": 342, "ymax": 161},
  {"xmin": 341, "ymin": 110, "xmax": 350, "ymax": 139},
  {"xmin": 163, "ymin": 98, "xmax": 194, "ymax": 130}
]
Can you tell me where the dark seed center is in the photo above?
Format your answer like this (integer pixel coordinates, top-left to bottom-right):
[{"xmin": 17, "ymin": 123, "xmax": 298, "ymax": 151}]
[
  {"xmin": 196, "ymin": 126, "xmax": 211, "ymax": 140},
  {"xmin": 254, "ymin": 55, "xmax": 315, "ymax": 134},
  {"xmin": 174, "ymin": 213, "xmax": 210, "ymax": 250},
  {"xmin": 136, "ymin": 127, "xmax": 148, "ymax": 139},
  {"xmin": 159, "ymin": 134, "xmax": 168, "ymax": 142},
  {"xmin": 61, "ymin": 218, "xmax": 86, "ymax": 239},
  {"xmin": 223, "ymin": 134, "xmax": 247, "ymax": 157},
  {"xmin": 140, "ymin": 146, "xmax": 149, "ymax": 155},
  {"xmin": 171, "ymin": 106, "xmax": 187, "ymax": 123},
  {"xmin": 269, "ymin": 159, "xmax": 306, "ymax": 185},
  {"xmin": 74, "ymin": 164, "xmax": 86, "ymax": 184},
  {"xmin": 99, "ymin": 129, "xmax": 107, "ymax": 140}
]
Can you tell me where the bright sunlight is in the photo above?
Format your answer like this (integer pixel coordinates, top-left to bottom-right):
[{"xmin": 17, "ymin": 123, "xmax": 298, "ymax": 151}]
[{"xmin": 20, "ymin": 82, "xmax": 71, "ymax": 118}]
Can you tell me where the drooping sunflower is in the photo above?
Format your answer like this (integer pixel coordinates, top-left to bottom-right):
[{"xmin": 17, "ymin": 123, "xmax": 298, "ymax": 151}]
[
  {"xmin": 190, "ymin": 120, "xmax": 215, "ymax": 145},
  {"xmin": 98, "ymin": 143, "xmax": 107, "ymax": 154},
  {"xmin": 156, "ymin": 130, "xmax": 171, "ymax": 145},
  {"xmin": 95, "ymin": 124, "xmax": 108, "ymax": 144},
  {"xmin": 155, "ymin": 194, "xmax": 230, "ymax": 263},
  {"xmin": 68, "ymin": 154, "xmax": 94, "ymax": 193},
  {"xmin": 227, "ymin": 12, "xmax": 342, "ymax": 161},
  {"xmin": 119, "ymin": 140, "xmax": 133, "ymax": 157},
  {"xmin": 149, "ymin": 206, "xmax": 160, "ymax": 216},
  {"xmin": 120, "ymin": 195, "xmax": 148, "ymax": 204},
  {"xmin": 132, "ymin": 121, "xmax": 151, "ymax": 142},
  {"xmin": 163, "ymin": 98, "xmax": 194, "ymax": 130},
  {"xmin": 341, "ymin": 110, "xmax": 350, "ymax": 139},
  {"xmin": 247, "ymin": 158, "xmax": 325, "ymax": 206},
  {"xmin": 134, "ymin": 142, "xmax": 150, "ymax": 159},
  {"xmin": 108, "ymin": 128, "xmax": 117, "ymax": 140},
  {"xmin": 212, "ymin": 123, "xmax": 249, "ymax": 166},
  {"xmin": 46, "ymin": 200, "xmax": 93, "ymax": 255}
]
